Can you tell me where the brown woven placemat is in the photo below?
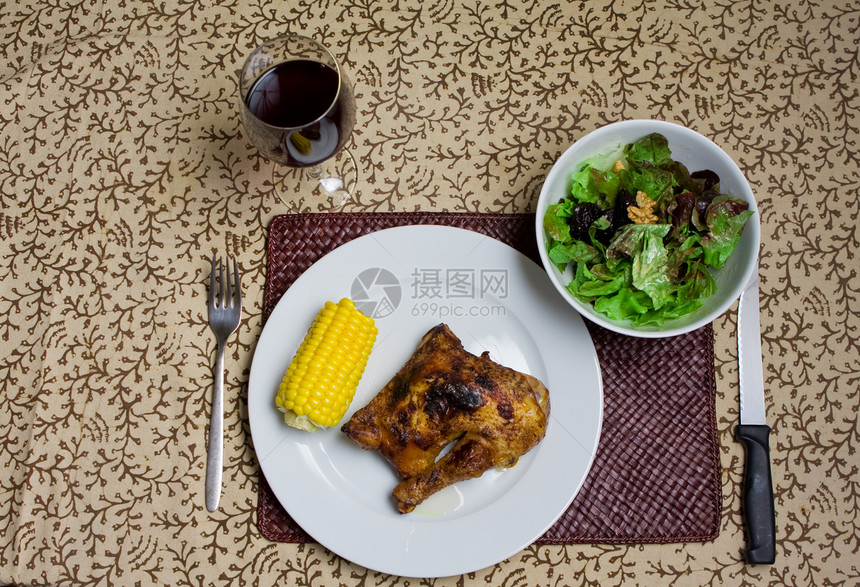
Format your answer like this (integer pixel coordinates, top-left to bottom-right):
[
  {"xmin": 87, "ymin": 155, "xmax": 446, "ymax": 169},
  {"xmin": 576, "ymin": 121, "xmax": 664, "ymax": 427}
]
[{"xmin": 257, "ymin": 212, "xmax": 721, "ymax": 545}]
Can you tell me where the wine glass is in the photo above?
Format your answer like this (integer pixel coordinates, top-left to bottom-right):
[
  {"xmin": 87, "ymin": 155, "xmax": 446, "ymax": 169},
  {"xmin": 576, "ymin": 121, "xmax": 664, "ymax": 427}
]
[{"xmin": 239, "ymin": 34, "xmax": 357, "ymax": 204}]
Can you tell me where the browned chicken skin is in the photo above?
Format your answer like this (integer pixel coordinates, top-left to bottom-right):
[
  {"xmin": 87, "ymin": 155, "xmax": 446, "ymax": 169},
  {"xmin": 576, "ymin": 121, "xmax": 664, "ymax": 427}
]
[{"xmin": 341, "ymin": 324, "xmax": 550, "ymax": 513}]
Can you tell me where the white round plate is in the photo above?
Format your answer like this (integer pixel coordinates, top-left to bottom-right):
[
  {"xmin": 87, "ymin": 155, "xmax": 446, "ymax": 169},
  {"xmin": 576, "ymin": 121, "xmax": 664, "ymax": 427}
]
[{"xmin": 248, "ymin": 225, "xmax": 603, "ymax": 578}]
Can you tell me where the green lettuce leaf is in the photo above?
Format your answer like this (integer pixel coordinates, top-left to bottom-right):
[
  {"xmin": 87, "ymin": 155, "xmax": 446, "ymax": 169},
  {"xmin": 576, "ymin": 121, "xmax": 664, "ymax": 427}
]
[
  {"xmin": 700, "ymin": 195, "xmax": 754, "ymax": 268},
  {"xmin": 569, "ymin": 162, "xmax": 602, "ymax": 204},
  {"xmin": 566, "ymin": 260, "xmax": 628, "ymax": 302},
  {"xmin": 543, "ymin": 201, "xmax": 573, "ymax": 242},
  {"xmin": 592, "ymin": 168, "xmax": 621, "ymax": 207},
  {"xmin": 548, "ymin": 240, "xmax": 601, "ymax": 265},
  {"xmin": 606, "ymin": 224, "xmax": 670, "ymax": 258},
  {"xmin": 593, "ymin": 287, "xmax": 652, "ymax": 321},
  {"xmin": 569, "ymin": 149, "xmax": 625, "ymax": 206},
  {"xmin": 619, "ymin": 162, "xmax": 675, "ymax": 202},
  {"xmin": 674, "ymin": 262, "xmax": 716, "ymax": 306},
  {"xmin": 624, "ymin": 133, "xmax": 672, "ymax": 167},
  {"xmin": 631, "ymin": 225, "xmax": 674, "ymax": 309}
]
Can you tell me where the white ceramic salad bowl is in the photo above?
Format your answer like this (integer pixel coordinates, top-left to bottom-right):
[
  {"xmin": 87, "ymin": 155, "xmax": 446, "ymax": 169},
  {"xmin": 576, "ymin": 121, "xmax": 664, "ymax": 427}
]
[{"xmin": 535, "ymin": 119, "xmax": 760, "ymax": 338}]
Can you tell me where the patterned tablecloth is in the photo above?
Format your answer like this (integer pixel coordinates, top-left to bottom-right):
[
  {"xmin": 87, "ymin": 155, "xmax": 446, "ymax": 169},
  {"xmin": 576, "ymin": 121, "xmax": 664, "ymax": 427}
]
[{"xmin": 1, "ymin": 1, "xmax": 857, "ymax": 585}]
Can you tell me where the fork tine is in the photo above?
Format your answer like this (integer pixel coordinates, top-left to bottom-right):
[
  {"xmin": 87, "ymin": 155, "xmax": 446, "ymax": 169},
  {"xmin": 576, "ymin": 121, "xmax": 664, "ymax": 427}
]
[
  {"xmin": 232, "ymin": 257, "xmax": 242, "ymax": 309},
  {"xmin": 225, "ymin": 257, "xmax": 234, "ymax": 309},
  {"xmin": 209, "ymin": 255, "xmax": 217, "ymax": 309},
  {"xmin": 218, "ymin": 257, "xmax": 225, "ymax": 308}
]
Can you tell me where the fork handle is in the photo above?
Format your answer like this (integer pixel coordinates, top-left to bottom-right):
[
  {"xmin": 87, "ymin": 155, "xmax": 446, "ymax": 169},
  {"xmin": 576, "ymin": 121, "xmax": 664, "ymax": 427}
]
[{"xmin": 206, "ymin": 341, "xmax": 226, "ymax": 512}]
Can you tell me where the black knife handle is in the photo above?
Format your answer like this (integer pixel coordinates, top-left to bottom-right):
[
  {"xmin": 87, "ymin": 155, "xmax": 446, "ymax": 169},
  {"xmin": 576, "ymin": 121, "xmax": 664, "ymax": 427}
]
[{"xmin": 736, "ymin": 424, "xmax": 776, "ymax": 564}]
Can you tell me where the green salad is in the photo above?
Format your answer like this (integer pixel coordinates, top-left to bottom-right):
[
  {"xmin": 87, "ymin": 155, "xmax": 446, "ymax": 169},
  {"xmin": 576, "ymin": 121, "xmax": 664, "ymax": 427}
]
[{"xmin": 543, "ymin": 133, "xmax": 754, "ymax": 326}]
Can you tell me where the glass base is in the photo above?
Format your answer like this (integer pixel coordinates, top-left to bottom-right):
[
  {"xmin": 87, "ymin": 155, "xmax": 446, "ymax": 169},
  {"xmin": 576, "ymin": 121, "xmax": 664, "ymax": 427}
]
[{"xmin": 272, "ymin": 149, "xmax": 359, "ymax": 211}]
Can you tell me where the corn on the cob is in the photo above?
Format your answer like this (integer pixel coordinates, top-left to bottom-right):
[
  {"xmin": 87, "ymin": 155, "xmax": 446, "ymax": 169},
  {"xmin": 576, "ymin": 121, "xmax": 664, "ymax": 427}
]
[{"xmin": 275, "ymin": 298, "xmax": 377, "ymax": 432}]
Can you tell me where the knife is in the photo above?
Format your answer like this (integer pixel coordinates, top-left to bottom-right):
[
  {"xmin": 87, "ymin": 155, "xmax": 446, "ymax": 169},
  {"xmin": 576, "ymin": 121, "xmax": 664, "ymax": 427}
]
[{"xmin": 736, "ymin": 274, "xmax": 776, "ymax": 564}]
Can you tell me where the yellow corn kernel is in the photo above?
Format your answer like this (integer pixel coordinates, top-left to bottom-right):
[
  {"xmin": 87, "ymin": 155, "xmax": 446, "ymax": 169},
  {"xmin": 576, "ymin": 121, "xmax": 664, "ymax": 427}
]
[{"xmin": 275, "ymin": 298, "xmax": 377, "ymax": 432}]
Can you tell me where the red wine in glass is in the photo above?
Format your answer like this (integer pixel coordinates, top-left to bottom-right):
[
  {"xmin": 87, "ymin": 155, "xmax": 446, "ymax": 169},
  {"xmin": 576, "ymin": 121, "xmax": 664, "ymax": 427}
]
[
  {"xmin": 245, "ymin": 60, "xmax": 338, "ymax": 128},
  {"xmin": 239, "ymin": 36, "xmax": 356, "ymax": 169}
]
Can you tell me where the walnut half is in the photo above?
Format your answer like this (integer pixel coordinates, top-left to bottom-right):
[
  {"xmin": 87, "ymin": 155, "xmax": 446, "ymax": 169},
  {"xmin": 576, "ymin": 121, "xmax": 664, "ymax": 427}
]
[{"xmin": 627, "ymin": 191, "xmax": 659, "ymax": 224}]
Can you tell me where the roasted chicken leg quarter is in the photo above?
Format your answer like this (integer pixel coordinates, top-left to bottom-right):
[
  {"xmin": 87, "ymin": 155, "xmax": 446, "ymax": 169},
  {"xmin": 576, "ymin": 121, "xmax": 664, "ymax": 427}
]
[{"xmin": 341, "ymin": 324, "xmax": 550, "ymax": 513}]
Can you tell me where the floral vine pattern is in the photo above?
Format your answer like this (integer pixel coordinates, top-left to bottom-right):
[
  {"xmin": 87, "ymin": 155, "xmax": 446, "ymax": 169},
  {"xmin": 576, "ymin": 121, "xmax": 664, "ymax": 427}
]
[{"xmin": 1, "ymin": 0, "xmax": 858, "ymax": 585}]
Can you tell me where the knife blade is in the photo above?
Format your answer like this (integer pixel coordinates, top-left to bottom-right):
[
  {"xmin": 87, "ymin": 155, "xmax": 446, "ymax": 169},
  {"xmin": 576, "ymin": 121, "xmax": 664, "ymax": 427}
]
[{"xmin": 736, "ymin": 274, "xmax": 776, "ymax": 564}]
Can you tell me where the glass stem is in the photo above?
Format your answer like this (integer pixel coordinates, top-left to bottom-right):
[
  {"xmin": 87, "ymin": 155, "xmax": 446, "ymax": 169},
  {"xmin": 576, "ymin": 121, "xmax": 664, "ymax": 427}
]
[{"xmin": 306, "ymin": 165, "xmax": 322, "ymax": 180}]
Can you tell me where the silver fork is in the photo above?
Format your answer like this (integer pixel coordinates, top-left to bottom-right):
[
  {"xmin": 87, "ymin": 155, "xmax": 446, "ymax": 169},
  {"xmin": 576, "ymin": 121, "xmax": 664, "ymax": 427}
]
[{"xmin": 206, "ymin": 255, "xmax": 242, "ymax": 512}]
